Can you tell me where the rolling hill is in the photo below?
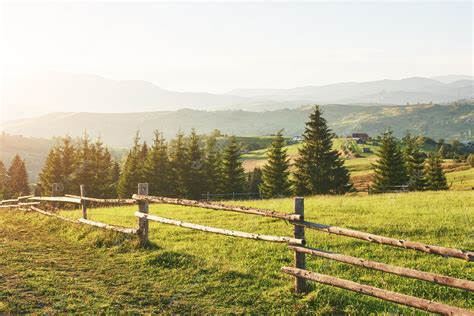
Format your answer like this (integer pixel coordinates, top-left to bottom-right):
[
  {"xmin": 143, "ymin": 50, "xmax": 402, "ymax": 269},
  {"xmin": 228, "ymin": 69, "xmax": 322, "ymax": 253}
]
[{"xmin": 3, "ymin": 102, "xmax": 473, "ymax": 148}]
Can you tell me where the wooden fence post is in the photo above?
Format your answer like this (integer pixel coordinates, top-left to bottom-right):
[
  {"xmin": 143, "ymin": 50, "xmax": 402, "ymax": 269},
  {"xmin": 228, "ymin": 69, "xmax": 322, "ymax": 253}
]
[
  {"xmin": 137, "ymin": 183, "xmax": 149, "ymax": 246},
  {"xmin": 293, "ymin": 196, "xmax": 307, "ymax": 294},
  {"xmin": 80, "ymin": 184, "xmax": 87, "ymax": 219}
]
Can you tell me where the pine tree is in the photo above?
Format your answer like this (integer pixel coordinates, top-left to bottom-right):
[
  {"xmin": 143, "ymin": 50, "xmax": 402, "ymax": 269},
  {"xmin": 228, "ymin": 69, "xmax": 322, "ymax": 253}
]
[
  {"xmin": 74, "ymin": 132, "xmax": 94, "ymax": 194},
  {"xmin": 169, "ymin": 131, "xmax": 189, "ymax": 197},
  {"xmin": 117, "ymin": 132, "xmax": 145, "ymax": 198},
  {"xmin": 0, "ymin": 161, "xmax": 10, "ymax": 199},
  {"xmin": 293, "ymin": 106, "xmax": 352, "ymax": 195},
  {"xmin": 7, "ymin": 155, "xmax": 30, "ymax": 197},
  {"xmin": 221, "ymin": 136, "xmax": 245, "ymax": 194},
  {"xmin": 186, "ymin": 129, "xmax": 205, "ymax": 200},
  {"xmin": 247, "ymin": 167, "xmax": 263, "ymax": 195},
  {"xmin": 38, "ymin": 147, "xmax": 63, "ymax": 195},
  {"xmin": 424, "ymin": 154, "xmax": 448, "ymax": 190},
  {"xmin": 372, "ymin": 130, "xmax": 408, "ymax": 192},
  {"xmin": 203, "ymin": 134, "xmax": 223, "ymax": 194},
  {"xmin": 57, "ymin": 136, "xmax": 77, "ymax": 194},
  {"xmin": 90, "ymin": 139, "xmax": 115, "ymax": 197},
  {"xmin": 259, "ymin": 130, "xmax": 292, "ymax": 198},
  {"xmin": 108, "ymin": 160, "xmax": 121, "ymax": 197},
  {"xmin": 144, "ymin": 131, "xmax": 170, "ymax": 196},
  {"xmin": 404, "ymin": 134, "xmax": 426, "ymax": 191}
]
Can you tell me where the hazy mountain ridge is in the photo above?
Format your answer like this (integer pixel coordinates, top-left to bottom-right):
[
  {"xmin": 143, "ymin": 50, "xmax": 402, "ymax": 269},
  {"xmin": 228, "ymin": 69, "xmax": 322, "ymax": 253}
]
[
  {"xmin": 2, "ymin": 73, "xmax": 473, "ymax": 120},
  {"xmin": 3, "ymin": 101, "xmax": 473, "ymax": 148}
]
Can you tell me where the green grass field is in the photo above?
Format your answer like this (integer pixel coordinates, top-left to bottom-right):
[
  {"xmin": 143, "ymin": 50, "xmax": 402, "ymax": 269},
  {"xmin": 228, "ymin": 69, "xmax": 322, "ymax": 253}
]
[
  {"xmin": 1, "ymin": 191, "xmax": 473, "ymax": 314},
  {"xmin": 447, "ymin": 168, "xmax": 474, "ymax": 190}
]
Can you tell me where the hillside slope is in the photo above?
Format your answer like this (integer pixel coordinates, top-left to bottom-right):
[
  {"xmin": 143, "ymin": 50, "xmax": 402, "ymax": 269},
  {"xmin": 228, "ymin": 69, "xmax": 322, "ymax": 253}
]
[{"xmin": 3, "ymin": 102, "xmax": 473, "ymax": 147}]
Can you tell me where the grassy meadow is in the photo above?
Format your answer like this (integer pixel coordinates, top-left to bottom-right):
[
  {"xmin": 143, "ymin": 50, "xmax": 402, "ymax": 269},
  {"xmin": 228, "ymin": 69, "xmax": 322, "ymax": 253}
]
[{"xmin": 1, "ymin": 191, "xmax": 473, "ymax": 314}]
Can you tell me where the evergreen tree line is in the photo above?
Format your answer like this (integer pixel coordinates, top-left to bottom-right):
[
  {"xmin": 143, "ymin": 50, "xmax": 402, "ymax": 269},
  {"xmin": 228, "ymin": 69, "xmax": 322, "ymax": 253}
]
[
  {"xmin": 3, "ymin": 105, "xmax": 451, "ymax": 200},
  {"xmin": 372, "ymin": 131, "xmax": 448, "ymax": 192},
  {"xmin": 0, "ymin": 155, "xmax": 30, "ymax": 199},
  {"xmin": 117, "ymin": 130, "xmax": 247, "ymax": 199},
  {"xmin": 37, "ymin": 133, "xmax": 120, "ymax": 197},
  {"xmin": 118, "ymin": 106, "xmax": 354, "ymax": 200}
]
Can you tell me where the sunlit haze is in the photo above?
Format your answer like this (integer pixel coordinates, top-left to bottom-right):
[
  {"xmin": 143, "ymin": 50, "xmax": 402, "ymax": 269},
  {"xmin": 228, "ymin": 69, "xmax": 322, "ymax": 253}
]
[{"xmin": 2, "ymin": 1, "xmax": 473, "ymax": 93}]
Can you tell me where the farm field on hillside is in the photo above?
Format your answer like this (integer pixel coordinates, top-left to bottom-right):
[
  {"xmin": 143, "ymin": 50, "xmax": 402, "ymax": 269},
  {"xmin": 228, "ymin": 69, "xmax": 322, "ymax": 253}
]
[{"xmin": 1, "ymin": 191, "xmax": 473, "ymax": 314}]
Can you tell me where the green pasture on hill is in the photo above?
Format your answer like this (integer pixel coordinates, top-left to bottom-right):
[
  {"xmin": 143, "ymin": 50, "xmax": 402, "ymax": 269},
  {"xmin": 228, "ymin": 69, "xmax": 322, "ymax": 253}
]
[{"xmin": 1, "ymin": 191, "xmax": 473, "ymax": 314}]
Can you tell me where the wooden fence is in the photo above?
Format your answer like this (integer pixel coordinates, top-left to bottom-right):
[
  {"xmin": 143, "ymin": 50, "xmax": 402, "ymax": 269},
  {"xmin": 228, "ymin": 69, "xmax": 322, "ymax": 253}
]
[{"xmin": 1, "ymin": 182, "xmax": 473, "ymax": 315}]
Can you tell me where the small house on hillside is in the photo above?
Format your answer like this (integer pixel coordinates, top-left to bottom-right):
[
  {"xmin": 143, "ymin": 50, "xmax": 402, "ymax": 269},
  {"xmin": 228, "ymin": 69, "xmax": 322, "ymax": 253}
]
[
  {"xmin": 292, "ymin": 136, "xmax": 303, "ymax": 142},
  {"xmin": 352, "ymin": 133, "xmax": 370, "ymax": 141}
]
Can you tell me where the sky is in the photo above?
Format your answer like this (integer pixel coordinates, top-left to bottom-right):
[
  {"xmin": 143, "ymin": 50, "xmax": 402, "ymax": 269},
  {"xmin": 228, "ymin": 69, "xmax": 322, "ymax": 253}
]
[{"xmin": 1, "ymin": 1, "xmax": 473, "ymax": 93}]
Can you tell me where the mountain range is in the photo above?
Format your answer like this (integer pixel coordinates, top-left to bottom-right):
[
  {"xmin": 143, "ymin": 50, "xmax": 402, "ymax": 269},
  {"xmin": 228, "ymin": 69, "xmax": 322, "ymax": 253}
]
[
  {"xmin": 2, "ymin": 73, "xmax": 473, "ymax": 120},
  {"xmin": 3, "ymin": 102, "xmax": 473, "ymax": 148}
]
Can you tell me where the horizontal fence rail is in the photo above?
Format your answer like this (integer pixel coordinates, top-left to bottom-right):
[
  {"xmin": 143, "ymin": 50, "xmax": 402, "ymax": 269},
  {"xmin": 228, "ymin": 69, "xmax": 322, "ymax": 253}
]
[
  {"xmin": 289, "ymin": 245, "xmax": 474, "ymax": 292},
  {"xmin": 0, "ymin": 195, "xmax": 34, "ymax": 205},
  {"xmin": 133, "ymin": 194, "xmax": 301, "ymax": 221},
  {"xmin": 292, "ymin": 220, "xmax": 473, "ymax": 261},
  {"xmin": 282, "ymin": 267, "xmax": 473, "ymax": 316},
  {"xmin": 135, "ymin": 211, "xmax": 304, "ymax": 244},
  {"xmin": 29, "ymin": 196, "xmax": 82, "ymax": 204},
  {"xmin": 30, "ymin": 206, "xmax": 80, "ymax": 224},
  {"xmin": 0, "ymin": 204, "xmax": 20, "ymax": 209},
  {"xmin": 65, "ymin": 194, "xmax": 136, "ymax": 205}
]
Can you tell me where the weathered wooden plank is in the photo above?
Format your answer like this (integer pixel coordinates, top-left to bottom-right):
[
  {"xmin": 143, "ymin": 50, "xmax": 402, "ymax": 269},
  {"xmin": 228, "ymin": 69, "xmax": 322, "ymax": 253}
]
[
  {"xmin": 29, "ymin": 196, "xmax": 82, "ymax": 204},
  {"xmin": 78, "ymin": 218, "xmax": 137, "ymax": 234},
  {"xmin": 18, "ymin": 202, "xmax": 41, "ymax": 206},
  {"xmin": 135, "ymin": 211, "xmax": 304, "ymax": 244},
  {"xmin": 29, "ymin": 206, "xmax": 79, "ymax": 223},
  {"xmin": 292, "ymin": 220, "xmax": 473, "ymax": 262},
  {"xmin": 281, "ymin": 267, "xmax": 474, "ymax": 315},
  {"xmin": 132, "ymin": 194, "xmax": 301, "ymax": 221},
  {"xmin": 1, "ymin": 198, "xmax": 20, "ymax": 204},
  {"xmin": 0, "ymin": 204, "xmax": 19, "ymax": 208},
  {"xmin": 17, "ymin": 195, "xmax": 34, "ymax": 200},
  {"xmin": 289, "ymin": 245, "xmax": 474, "ymax": 292},
  {"xmin": 65, "ymin": 194, "xmax": 136, "ymax": 204}
]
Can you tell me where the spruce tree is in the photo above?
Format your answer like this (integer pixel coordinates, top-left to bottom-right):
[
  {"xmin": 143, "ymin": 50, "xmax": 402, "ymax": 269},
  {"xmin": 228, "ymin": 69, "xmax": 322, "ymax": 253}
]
[
  {"xmin": 186, "ymin": 129, "xmax": 205, "ymax": 200},
  {"xmin": 293, "ymin": 106, "xmax": 352, "ymax": 195},
  {"xmin": 169, "ymin": 131, "xmax": 189, "ymax": 197},
  {"xmin": 57, "ymin": 136, "xmax": 77, "ymax": 194},
  {"xmin": 117, "ymin": 132, "xmax": 145, "ymax": 198},
  {"xmin": 145, "ymin": 131, "xmax": 170, "ymax": 196},
  {"xmin": 404, "ymin": 134, "xmax": 426, "ymax": 191},
  {"xmin": 108, "ymin": 160, "xmax": 121, "ymax": 197},
  {"xmin": 7, "ymin": 155, "xmax": 30, "ymax": 197},
  {"xmin": 74, "ymin": 132, "xmax": 94, "ymax": 194},
  {"xmin": 0, "ymin": 161, "xmax": 8, "ymax": 199},
  {"xmin": 424, "ymin": 154, "xmax": 448, "ymax": 190},
  {"xmin": 259, "ymin": 130, "xmax": 292, "ymax": 198},
  {"xmin": 91, "ymin": 139, "xmax": 115, "ymax": 197},
  {"xmin": 221, "ymin": 136, "xmax": 245, "ymax": 194},
  {"xmin": 203, "ymin": 134, "xmax": 223, "ymax": 194},
  {"xmin": 247, "ymin": 167, "xmax": 263, "ymax": 195},
  {"xmin": 372, "ymin": 130, "xmax": 408, "ymax": 192},
  {"xmin": 38, "ymin": 147, "xmax": 63, "ymax": 195}
]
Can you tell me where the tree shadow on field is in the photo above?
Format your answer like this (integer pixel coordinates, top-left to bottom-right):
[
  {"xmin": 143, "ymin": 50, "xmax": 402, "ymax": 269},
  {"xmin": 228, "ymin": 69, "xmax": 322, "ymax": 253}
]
[{"xmin": 143, "ymin": 251, "xmax": 201, "ymax": 269}]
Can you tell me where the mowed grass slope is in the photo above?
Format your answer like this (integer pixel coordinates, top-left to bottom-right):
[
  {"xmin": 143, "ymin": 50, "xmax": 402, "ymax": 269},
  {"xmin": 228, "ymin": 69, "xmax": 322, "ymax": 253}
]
[{"xmin": 1, "ymin": 191, "xmax": 473, "ymax": 314}]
